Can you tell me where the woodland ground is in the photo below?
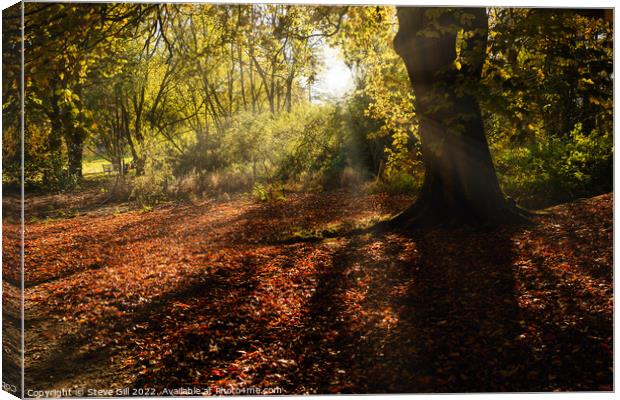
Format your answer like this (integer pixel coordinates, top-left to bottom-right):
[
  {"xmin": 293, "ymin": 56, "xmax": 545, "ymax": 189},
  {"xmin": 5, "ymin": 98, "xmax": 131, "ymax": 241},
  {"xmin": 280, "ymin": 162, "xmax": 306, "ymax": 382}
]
[{"xmin": 2, "ymin": 187, "xmax": 613, "ymax": 394}]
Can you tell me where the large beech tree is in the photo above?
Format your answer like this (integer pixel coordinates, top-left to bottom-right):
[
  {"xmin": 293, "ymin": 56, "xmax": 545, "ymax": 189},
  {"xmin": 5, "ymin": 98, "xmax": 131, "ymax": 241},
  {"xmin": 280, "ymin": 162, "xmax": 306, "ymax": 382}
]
[
  {"xmin": 391, "ymin": 7, "xmax": 526, "ymax": 225},
  {"xmin": 387, "ymin": 7, "xmax": 611, "ymax": 226}
]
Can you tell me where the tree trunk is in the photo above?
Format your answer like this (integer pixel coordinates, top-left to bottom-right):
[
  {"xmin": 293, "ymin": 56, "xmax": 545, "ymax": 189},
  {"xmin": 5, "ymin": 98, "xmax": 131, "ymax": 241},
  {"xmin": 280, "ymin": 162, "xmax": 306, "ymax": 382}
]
[
  {"xmin": 249, "ymin": 47, "xmax": 257, "ymax": 113},
  {"xmin": 238, "ymin": 43, "xmax": 248, "ymax": 112},
  {"xmin": 391, "ymin": 7, "xmax": 526, "ymax": 226},
  {"xmin": 276, "ymin": 80, "xmax": 282, "ymax": 113},
  {"xmin": 121, "ymin": 101, "xmax": 143, "ymax": 175},
  {"xmin": 285, "ymin": 74, "xmax": 294, "ymax": 112},
  {"xmin": 45, "ymin": 103, "xmax": 64, "ymax": 186},
  {"xmin": 66, "ymin": 134, "xmax": 83, "ymax": 179},
  {"xmin": 227, "ymin": 44, "xmax": 234, "ymax": 116}
]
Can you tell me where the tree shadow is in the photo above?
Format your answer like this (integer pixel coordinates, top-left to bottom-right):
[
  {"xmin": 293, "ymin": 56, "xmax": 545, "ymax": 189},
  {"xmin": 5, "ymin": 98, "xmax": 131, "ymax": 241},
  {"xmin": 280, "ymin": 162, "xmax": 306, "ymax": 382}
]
[
  {"xmin": 290, "ymin": 211, "xmax": 613, "ymax": 394},
  {"xmin": 395, "ymin": 226, "xmax": 533, "ymax": 392},
  {"xmin": 23, "ymin": 262, "xmax": 260, "ymax": 391},
  {"xmin": 288, "ymin": 225, "xmax": 537, "ymax": 393}
]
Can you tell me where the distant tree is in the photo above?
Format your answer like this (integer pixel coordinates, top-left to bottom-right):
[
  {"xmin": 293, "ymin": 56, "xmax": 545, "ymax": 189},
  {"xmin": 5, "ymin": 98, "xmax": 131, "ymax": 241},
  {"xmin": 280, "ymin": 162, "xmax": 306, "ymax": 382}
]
[
  {"xmin": 22, "ymin": 3, "xmax": 150, "ymax": 184},
  {"xmin": 2, "ymin": 3, "xmax": 22, "ymax": 187}
]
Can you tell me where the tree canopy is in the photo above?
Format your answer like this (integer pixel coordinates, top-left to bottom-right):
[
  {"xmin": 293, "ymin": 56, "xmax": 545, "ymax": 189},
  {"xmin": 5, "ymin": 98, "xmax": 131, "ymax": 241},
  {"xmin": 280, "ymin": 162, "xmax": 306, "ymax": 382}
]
[{"xmin": 2, "ymin": 4, "xmax": 612, "ymax": 214}]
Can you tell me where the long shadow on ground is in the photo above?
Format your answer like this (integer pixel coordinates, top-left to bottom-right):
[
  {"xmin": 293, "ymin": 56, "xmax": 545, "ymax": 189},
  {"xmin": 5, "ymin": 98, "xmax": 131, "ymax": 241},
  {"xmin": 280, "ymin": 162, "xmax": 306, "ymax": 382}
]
[
  {"xmin": 21, "ymin": 194, "xmax": 613, "ymax": 394},
  {"xmin": 287, "ymin": 227, "xmax": 527, "ymax": 392},
  {"xmin": 288, "ymin": 221, "xmax": 612, "ymax": 393}
]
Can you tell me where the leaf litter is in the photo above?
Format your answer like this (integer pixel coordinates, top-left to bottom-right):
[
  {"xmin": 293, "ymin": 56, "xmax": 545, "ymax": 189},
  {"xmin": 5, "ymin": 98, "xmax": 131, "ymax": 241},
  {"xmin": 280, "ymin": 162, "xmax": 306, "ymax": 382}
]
[{"xmin": 8, "ymin": 191, "xmax": 612, "ymax": 393}]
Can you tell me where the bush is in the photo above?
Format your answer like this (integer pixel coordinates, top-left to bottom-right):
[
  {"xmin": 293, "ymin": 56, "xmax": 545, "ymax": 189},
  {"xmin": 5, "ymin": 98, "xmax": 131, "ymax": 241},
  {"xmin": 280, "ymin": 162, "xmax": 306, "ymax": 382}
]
[
  {"xmin": 494, "ymin": 124, "xmax": 612, "ymax": 207},
  {"xmin": 381, "ymin": 171, "xmax": 420, "ymax": 194},
  {"xmin": 251, "ymin": 183, "xmax": 269, "ymax": 202},
  {"xmin": 129, "ymin": 140, "xmax": 175, "ymax": 206},
  {"xmin": 251, "ymin": 182, "xmax": 286, "ymax": 202},
  {"xmin": 173, "ymin": 104, "xmax": 365, "ymax": 195}
]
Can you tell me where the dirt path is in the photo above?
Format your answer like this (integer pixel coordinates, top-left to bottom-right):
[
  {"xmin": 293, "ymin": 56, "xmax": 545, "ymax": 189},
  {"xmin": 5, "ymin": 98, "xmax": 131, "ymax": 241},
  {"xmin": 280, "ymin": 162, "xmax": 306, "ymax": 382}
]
[{"xmin": 8, "ymin": 191, "xmax": 613, "ymax": 394}]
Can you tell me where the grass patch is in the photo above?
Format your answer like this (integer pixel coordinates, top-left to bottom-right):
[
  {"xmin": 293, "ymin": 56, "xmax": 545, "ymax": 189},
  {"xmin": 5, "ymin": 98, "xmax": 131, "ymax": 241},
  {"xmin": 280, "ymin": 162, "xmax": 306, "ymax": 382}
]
[
  {"xmin": 289, "ymin": 222, "xmax": 343, "ymax": 241},
  {"xmin": 82, "ymin": 154, "xmax": 132, "ymax": 176},
  {"xmin": 285, "ymin": 215, "xmax": 391, "ymax": 242}
]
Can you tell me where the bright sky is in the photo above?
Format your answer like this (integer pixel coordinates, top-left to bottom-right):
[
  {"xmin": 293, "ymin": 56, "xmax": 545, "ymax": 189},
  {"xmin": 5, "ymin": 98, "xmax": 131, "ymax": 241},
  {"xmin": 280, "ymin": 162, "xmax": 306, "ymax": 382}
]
[{"xmin": 312, "ymin": 45, "xmax": 354, "ymax": 102}]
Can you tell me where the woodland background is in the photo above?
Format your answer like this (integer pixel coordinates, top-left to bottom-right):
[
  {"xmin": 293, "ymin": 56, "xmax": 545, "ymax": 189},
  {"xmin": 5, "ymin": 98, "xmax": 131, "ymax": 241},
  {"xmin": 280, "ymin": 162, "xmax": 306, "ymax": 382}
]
[{"xmin": 2, "ymin": 4, "xmax": 612, "ymax": 208}]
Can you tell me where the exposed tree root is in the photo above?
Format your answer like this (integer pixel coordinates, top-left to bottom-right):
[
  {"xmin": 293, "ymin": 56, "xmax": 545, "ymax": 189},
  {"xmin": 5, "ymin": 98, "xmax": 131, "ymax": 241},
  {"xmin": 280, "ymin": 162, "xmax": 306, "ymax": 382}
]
[{"xmin": 279, "ymin": 196, "xmax": 534, "ymax": 245}]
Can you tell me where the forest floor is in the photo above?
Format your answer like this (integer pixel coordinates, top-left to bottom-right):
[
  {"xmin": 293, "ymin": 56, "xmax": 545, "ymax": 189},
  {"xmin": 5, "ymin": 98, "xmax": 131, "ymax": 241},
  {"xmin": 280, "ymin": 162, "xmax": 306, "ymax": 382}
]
[{"xmin": 3, "ymin": 189, "xmax": 613, "ymax": 394}]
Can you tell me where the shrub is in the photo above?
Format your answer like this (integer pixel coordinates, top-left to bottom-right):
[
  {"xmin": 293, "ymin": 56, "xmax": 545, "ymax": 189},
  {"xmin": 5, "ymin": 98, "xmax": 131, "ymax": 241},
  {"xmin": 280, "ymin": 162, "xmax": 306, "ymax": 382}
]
[
  {"xmin": 251, "ymin": 182, "xmax": 286, "ymax": 202},
  {"xmin": 251, "ymin": 183, "xmax": 269, "ymax": 202},
  {"xmin": 494, "ymin": 124, "xmax": 612, "ymax": 207},
  {"xmin": 379, "ymin": 171, "xmax": 420, "ymax": 195},
  {"xmin": 129, "ymin": 140, "xmax": 175, "ymax": 206}
]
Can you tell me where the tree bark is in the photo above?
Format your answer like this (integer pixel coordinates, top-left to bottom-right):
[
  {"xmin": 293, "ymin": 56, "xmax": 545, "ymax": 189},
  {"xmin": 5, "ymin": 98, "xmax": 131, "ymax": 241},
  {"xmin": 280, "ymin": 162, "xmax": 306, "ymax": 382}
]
[
  {"xmin": 237, "ymin": 43, "xmax": 248, "ymax": 112},
  {"xmin": 285, "ymin": 74, "xmax": 293, "ymax": 113},
  {"xmin": 391, "ymin": 7, "xmax": 526, "ymax": 226},
  {"xmin": 121, "ymin": 100, "xmax": 143, "ymax": 175},
  {"xmin": 44, "ymin": 95, "xmax": 64, "ymax": 186},
  {"xmin": 66, "ymin": 133, "xmax": 83, "ymax": 179}
]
